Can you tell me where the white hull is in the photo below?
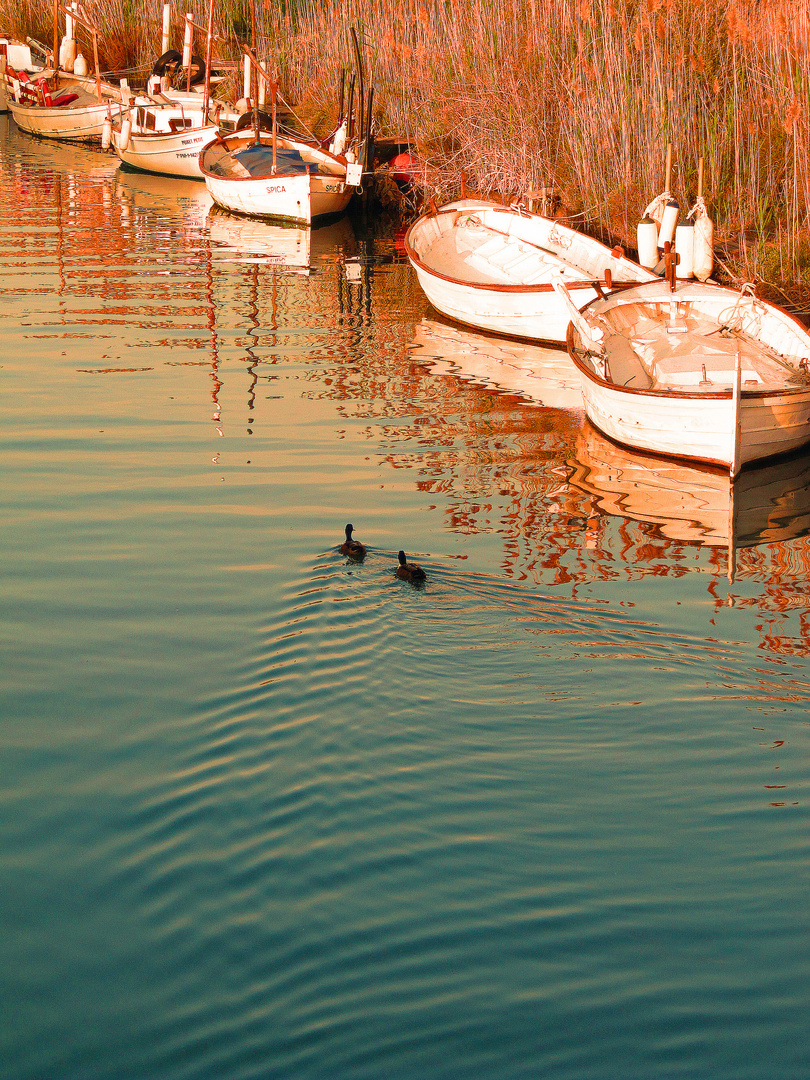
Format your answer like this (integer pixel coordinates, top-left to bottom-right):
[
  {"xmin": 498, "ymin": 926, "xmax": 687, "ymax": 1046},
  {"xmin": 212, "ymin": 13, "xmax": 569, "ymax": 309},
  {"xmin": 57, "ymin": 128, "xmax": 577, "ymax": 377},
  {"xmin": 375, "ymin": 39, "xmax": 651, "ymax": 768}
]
[
  {"xmin": 8, "ymin": 96, "xmax": 111, "ymax": 140},
  {"xmin": 113, "ymin": 121, "xmax": 218, "ymax": 179},
  {"xmin": 204, "ymin": 169, "xmax": 352, "ymax": 224},
  {"xmin": 6, "ymin": 72, "xmax": 125, "ymax": 142},
  {"xmin": 578, "ymin": 377, "xmax": 810, "ymax": 473},
  {"xmin": 405, "ymin": 200, "xmax": 657, "ymax": 344},
  {"xmin": 568, "ymin": 280, "xmax": 810, "ymax": 475},
  {"xmin": 201, "ymin": 131, "xmax": 356, "ymax": 225}
]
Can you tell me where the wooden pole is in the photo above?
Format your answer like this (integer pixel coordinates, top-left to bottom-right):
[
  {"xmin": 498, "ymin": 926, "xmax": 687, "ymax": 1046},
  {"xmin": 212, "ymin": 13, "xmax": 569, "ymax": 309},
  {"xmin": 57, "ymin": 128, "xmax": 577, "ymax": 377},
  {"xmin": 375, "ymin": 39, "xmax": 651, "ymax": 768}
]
[
  {"xmin": 697, "ymin": 157, "xmax": 704, "ymax": 200},
  {"xmin": 184, "ymin": 12, "xmax": 193, "ymax": 92},
  {"xmin": 201, "ymin": 0, "xmax": 214, "ymax": 121},
  {"xmin": 665, "ymin": 142, "xmax": 672, "ymax": 193},
  {"xmin": 271, "ymin": 78, "xmax": 278, "ymax": 174},
  {"xmin": 350, "ymin": 27, "xmax": 365, "ymax": 147},
  {"xmin": 364, "ymin": 84, "xmax": 373, "ymax": 170},
  {"xmin": 52, "ymin": 0, "xmax": 60, "ymax": 85},
  {"xmin": 92, "ymin": 28, "xmax": 101, "ymax": 101}
]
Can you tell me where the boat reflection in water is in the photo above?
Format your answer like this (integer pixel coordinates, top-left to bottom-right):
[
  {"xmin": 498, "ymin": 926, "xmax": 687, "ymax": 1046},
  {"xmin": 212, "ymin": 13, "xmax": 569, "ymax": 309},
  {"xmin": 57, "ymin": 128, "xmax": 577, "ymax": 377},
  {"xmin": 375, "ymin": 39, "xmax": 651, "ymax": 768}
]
[
  {"xmin": 206, "ymin": 206, "xmax": 357, "ymax": 271},
  {"xmin": 114, "ymin": 165, "xmax": 213, "ymax": 228},
  {"xmin": 409, "ymin": 316, "xmax": 810, "ymax": 584},
  {"xmin": 410, "ymin": 316, "xmax": 583, "ymax": 413},
  {"xmin": 570, "ymin": 424, "xmax": 810, "ymax": 581},
  {"xmin": 571, "ymin": 425, "xmax": 810, "ymax": 550}
]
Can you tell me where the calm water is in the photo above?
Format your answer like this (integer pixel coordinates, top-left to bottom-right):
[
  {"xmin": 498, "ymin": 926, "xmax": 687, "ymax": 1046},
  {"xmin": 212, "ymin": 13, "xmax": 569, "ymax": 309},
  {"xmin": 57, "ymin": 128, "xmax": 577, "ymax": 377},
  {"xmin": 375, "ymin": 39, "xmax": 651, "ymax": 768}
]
[{"xmin": 3, "ymin": 116, "xmax": 810, "ymax": 1080}]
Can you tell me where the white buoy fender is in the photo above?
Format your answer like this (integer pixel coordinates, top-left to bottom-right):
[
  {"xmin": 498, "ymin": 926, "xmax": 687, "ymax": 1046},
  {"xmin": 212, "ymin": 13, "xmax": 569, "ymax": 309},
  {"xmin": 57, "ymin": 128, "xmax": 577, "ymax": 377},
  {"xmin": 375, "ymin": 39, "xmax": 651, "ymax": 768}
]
[
  {"xmin": 674, "ymin": 220, "xmax": 695, "ymax": 278},
  {"xmin": 101, "ymin": 116, "xmax": 112, "ymax": 150},
  {"xmin": 692, "ymin": 203, "xmax": 714, "ymax": 281},
  {"xmin": 119, "ymin": 116, "xmax": 132, "ymax": 151},
  {"xmin": 73, "ymin": 52, "xmax": 88, "ymax": 77},
  {"xmin": 658, "ymin": 198, "xmax": 679, "ymax": 247},
  {"xmin": 329, "ymin": 120, "xmax": 348, "ymax": 157},
  {"xmin": 636, "ymin": 215, "xmax": 659, "ymax": 269},
  {"xmin": 59, "ymin": 37, "xmax": 76, "ymax": 72}
]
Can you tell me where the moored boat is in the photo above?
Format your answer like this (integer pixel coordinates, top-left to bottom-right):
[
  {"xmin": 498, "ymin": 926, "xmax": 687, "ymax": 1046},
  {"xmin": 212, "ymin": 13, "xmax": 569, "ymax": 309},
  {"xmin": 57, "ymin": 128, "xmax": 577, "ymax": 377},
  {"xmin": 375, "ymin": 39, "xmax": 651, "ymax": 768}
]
[
  {"xmin": 200, "ymin": 128, "xmax": 361, "ymax": 225},
  {"xmin": 6, "ymin": 69, "xmax": 124, "ymax": 141},
  {"xmin": 565, "ymin": 278, "xmax": 810, "ymax": 477},
  {"xmin": 0, "ymin": 38, "xmax": 45, "ymax": 112},
  {"xmin": 404, "ymin": 199, "xmax": 658, "ymax": 344},
  {"xmin": 111, "ymin": 98, "xmax": 225, "ymax": 179}
]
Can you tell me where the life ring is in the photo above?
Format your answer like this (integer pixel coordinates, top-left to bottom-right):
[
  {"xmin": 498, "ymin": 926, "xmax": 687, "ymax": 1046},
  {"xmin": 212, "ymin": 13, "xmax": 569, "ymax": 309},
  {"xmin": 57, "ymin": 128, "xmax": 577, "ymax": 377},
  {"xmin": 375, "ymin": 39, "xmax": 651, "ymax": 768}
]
[
  {"xmin": 235, "ymin": 110, "xmax": 273, "ymax": 132},
  {"xmin": 34, "ymin": 77, "xmax": 52, "ymax": 106},
  {"xmin": 173, "ymin": 54, "xmax": 206, "ymax": 87},
  {"xmin": 151, "ymin": 50, "xmax": 182, "ymax": 77}
]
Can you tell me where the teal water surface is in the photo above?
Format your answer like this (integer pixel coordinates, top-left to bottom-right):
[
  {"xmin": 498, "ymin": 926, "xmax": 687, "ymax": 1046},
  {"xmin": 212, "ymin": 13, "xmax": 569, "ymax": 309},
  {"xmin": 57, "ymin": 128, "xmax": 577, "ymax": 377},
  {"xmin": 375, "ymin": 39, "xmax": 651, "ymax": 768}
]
[{"xmin": 2, "ymin": 117, "xmax": 810, "ymax": 1080}]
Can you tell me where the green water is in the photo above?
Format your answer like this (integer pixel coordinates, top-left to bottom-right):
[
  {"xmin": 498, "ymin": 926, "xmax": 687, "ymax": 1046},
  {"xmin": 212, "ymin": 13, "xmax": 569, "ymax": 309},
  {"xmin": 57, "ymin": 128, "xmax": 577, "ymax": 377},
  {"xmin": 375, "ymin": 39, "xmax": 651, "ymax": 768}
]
[{"xmin": 2, "ymin": 117, "xmax": 810, "ymax": 1080}]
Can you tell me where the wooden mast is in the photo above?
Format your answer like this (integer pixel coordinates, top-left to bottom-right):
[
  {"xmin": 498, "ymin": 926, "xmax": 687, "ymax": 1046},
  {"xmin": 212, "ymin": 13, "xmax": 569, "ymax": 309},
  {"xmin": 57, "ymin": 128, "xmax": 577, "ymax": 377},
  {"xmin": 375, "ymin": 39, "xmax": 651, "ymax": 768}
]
[
  {"xmin": 52, "ymin": 0, "xmax": 60, "ymax": 87},
  {"xmin": 201, "ymin": 0, "xmax": 215, "ymax": 121}
]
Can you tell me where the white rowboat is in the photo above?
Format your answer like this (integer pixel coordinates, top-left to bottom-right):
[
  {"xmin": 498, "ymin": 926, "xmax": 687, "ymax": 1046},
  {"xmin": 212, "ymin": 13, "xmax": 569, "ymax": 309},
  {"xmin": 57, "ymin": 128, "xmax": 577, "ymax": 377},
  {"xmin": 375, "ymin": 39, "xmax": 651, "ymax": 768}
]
[
  {"xmin": 200, "ymin": 129, "xmax": 358, "ymax": 225},
  {"xmin": 566, "ymin": 279, "xmax": 810, "ymax": 477},
  {"xmin": 404, "ymin": 199, "xmax": 658, "ymax": 344}
]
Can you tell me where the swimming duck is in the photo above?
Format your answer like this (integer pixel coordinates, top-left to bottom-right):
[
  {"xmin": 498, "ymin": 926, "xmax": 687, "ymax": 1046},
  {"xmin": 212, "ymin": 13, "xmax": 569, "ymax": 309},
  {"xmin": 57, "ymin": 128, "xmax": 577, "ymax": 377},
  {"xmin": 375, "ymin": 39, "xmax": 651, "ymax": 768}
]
[
  {"xmin": 396, "ymin": 550, "xmax": 426, "ymax": 582},
  {"xmin": 340, "ymin": 523, "xmax": 366, "ymax": 560}
]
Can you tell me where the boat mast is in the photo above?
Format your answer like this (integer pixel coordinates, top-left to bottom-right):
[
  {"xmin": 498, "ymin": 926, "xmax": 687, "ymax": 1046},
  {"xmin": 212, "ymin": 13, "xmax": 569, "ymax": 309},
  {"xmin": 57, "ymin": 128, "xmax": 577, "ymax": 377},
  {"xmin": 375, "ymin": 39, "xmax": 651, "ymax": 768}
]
[
  {"xmin": 201, "ymin": 0, "xmax": 214, "ymax": 121},
  {"xmin": 52, "ymin": 0, "xmax": 59, "ymax": 86}
]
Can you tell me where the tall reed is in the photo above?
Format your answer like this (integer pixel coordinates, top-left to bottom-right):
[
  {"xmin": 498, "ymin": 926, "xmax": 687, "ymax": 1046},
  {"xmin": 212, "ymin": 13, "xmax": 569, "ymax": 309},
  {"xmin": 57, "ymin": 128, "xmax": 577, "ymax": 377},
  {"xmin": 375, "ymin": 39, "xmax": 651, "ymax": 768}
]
[{"xmin": 1, "ymin": 0, "xmax": 807, "ymax": 298}]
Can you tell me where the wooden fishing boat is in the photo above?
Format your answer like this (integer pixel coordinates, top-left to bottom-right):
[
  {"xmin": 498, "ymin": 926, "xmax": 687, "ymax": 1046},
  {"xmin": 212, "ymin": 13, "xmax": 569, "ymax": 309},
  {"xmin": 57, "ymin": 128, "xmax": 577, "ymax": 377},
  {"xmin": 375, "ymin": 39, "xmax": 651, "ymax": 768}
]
[
  {"xmin": 200, "ymin": 128, "xmax": 361, "ymax": 225},
  {"xmin": 111, "ymin": 0, "xmax": 239, "ymax": 180},
  {"xmin": 0, "ymin": 38, "xmax": 45, "ymax": 112},
  {"xmin": 404, "ymin": 199, "xmax": 658, "ymax": 344},
  {"xmin": 565, "ymin": 278, "xmax": 810, "ymax": 477},
  {"xmin": 111, "ymin": 99, "xmax": 224, "ymax": 179},
  {"xmin": 6, "ymin": 69, "xmax": 125, "ymax": 140}
]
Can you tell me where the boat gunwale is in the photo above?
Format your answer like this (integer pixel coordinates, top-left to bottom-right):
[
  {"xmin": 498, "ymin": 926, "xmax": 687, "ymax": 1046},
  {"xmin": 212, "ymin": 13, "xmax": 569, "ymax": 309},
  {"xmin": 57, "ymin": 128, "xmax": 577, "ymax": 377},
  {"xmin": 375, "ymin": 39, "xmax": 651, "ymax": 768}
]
[
  {"xmin": 565, "ymin": 323, "xmax": 810, "ymax": 403},
  {"xmin": 199, "ymin": 130, "xmax": 349, "ymax": 184},
  {"xmin": 403, "ymin": 202, "xmax": 653, "ymax": 295}
]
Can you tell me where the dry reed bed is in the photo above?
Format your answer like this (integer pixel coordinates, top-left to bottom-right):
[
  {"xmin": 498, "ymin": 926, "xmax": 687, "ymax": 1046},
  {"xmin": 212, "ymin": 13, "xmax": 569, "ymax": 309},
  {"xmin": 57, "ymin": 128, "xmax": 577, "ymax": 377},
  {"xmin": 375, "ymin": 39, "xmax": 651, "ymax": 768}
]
[{"xmin": 1, "ymin": 0, "xmax": 807, "ymax": 300}]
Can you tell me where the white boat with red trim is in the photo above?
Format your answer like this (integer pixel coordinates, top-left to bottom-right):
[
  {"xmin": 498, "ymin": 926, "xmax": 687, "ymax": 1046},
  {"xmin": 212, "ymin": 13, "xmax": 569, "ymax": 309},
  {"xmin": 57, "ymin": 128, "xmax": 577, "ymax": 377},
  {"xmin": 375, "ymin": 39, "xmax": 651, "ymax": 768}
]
[
  {"xmin": 6, "ymin": 68, "xmax": 124, "ymax": 141},
  {"xmin": 565, "ymin": 278, "xmax": 810, "ymax": 477},
  {"xmin": 404, "ymin": 199, "xmax": 657, "ymax": 344}
]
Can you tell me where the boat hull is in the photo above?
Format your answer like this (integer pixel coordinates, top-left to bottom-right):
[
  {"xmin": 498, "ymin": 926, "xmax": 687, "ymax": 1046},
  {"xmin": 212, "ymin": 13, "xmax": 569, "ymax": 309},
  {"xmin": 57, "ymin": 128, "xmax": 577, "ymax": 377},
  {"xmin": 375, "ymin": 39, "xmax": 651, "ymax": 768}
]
[
  {"xmin": 408, "ymin": 259, "xmax": 603, "ymax": 344},
  {"xmin": 113, "ymin": 124, "xmax": 218, "ymax": 179},
  {"xmin": 8, "ymin": 96, "xmax": 112, "ymax": 140},
  {"xmin": 203, "ymin": 169, "xmax": 353, "ymax": 224},
  {"xmin": 576, "ymin": 370, "xmax": 810, "ymax": 473},
  {"xmin": 200, "ymin": 131, "xmax": 357, "ymax": 225},
  {"xmin": 405, "ymin": 200, "xmax": 657, "ymax": 344},
  {"xmin": 567, "ymin": 280, "xmax": 810, "ymax": 475}
]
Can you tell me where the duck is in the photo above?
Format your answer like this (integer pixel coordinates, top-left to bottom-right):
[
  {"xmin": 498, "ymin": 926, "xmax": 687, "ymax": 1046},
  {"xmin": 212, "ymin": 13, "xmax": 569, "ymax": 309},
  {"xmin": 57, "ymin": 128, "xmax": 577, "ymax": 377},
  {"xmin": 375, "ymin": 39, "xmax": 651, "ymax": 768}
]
[
  {"xmin": 396, "ymin": 550, "xmax": 426, "ymax": 582},
  {"xmin": 340, "ymin": 523, "xmax": 366, "ymax": 560}
]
